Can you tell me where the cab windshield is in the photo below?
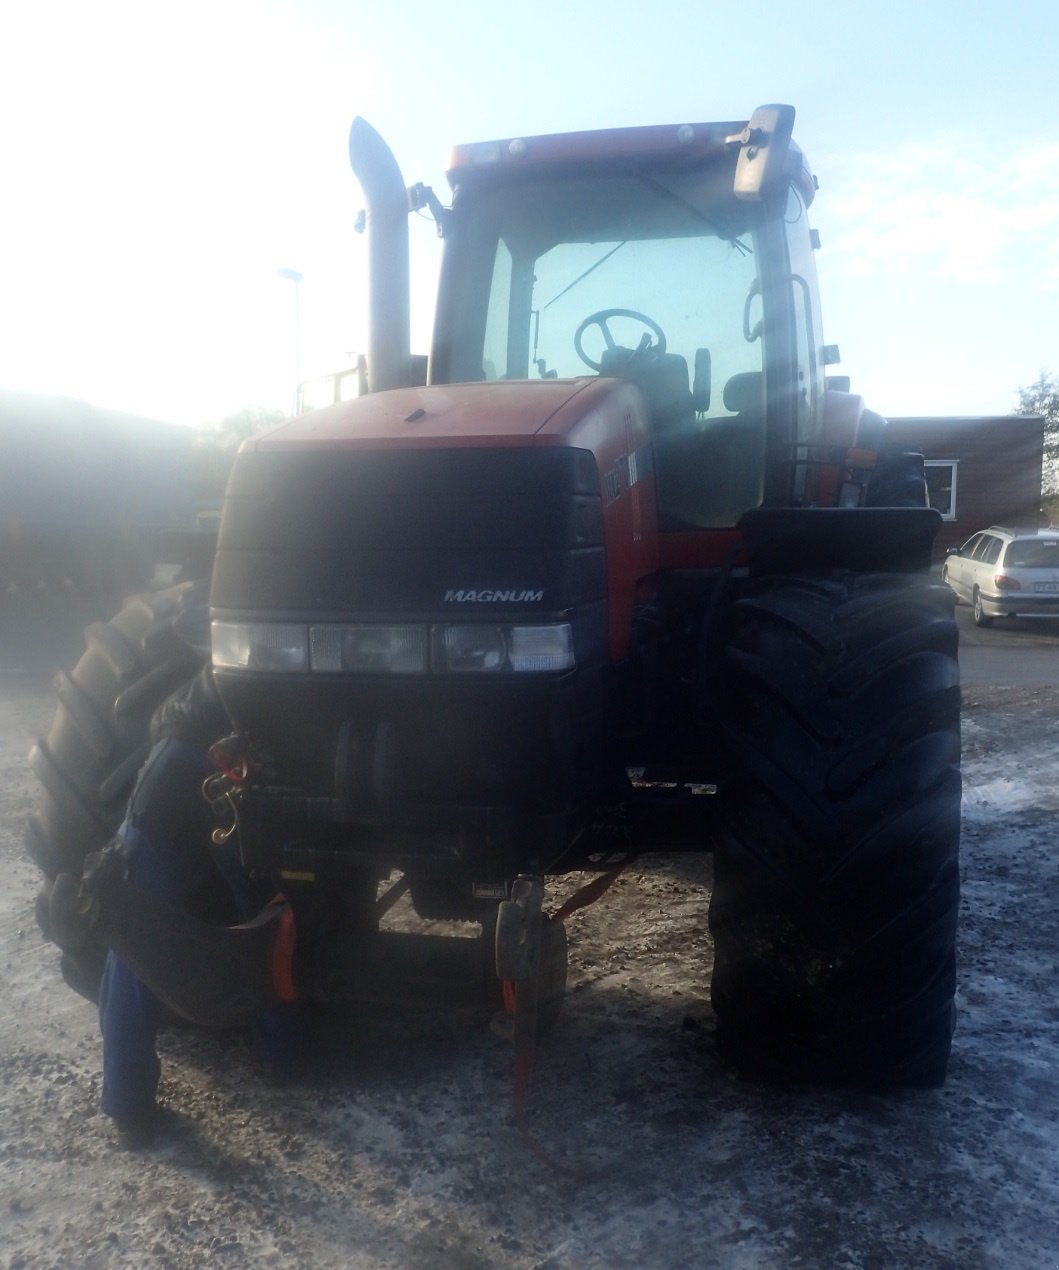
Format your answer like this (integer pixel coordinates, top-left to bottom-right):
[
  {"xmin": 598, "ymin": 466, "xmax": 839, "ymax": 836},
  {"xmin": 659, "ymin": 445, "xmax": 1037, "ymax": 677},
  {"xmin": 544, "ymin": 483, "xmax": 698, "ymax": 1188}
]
[
  {"xmin": 439, "ymin": 170, "xmax": 772, "ymax": 527},
  {"xmin": 444, "ymin": 171, "xmax": 763, "ymax": 384}
]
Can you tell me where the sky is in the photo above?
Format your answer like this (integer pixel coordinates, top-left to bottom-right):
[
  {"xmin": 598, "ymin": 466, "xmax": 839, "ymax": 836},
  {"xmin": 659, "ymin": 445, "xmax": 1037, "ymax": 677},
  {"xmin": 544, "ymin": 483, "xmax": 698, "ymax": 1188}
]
[{"xmin": 1, "ymin": 0, "xmax": 1057, "ymax": 427}]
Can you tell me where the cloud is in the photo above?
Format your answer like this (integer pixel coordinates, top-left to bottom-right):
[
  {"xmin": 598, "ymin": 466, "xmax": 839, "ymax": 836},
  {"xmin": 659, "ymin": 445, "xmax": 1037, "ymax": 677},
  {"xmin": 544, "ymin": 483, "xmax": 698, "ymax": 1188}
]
[{"xmin": 816, "ymin": 136, "xmax": 1059, "ymax": 288}]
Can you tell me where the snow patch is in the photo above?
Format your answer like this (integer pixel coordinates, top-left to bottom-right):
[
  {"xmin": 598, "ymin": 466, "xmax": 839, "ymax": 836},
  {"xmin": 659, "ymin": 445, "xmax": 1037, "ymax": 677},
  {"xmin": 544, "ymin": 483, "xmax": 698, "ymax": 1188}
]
[{"xmin": 962, "ymin": 777, "xmax": 1039, "ymax": 815}]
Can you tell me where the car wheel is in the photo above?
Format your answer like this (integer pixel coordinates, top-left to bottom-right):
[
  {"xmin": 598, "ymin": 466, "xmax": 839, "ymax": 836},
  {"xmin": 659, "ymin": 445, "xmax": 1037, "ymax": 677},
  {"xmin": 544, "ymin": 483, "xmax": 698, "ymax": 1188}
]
[
  {"xmin": 941, "ymin": 565, "xmax": 958, "ymax": 603},
  {"xmin": 972, "ymin": 587, "xmax": 993, "ymax": 628}
]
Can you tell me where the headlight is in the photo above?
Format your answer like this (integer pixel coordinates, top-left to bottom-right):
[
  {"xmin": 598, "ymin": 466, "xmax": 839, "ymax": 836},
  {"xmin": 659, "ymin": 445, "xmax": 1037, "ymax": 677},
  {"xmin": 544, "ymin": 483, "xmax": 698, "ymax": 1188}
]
[
  {"xmin": 211, "ymin": 621, "xmax": 574, "ymax": 674},
  {"xmin": 508, "ymin": 624, "xmax": 574, "ymax": 672},
  {"xmin": 211, "ymin": 621, "xmax": 308, "ymax": 671},
  {"xmin": 435, "ymin": 624, "xmax": 508, "ymax": 673},
  {"xmin": 310, "ymin": 624, "xmax": 428, "ymax": 674},
  {"xmin": 433, "ymin": 623, "xmax": 574, "ymax": 674}
]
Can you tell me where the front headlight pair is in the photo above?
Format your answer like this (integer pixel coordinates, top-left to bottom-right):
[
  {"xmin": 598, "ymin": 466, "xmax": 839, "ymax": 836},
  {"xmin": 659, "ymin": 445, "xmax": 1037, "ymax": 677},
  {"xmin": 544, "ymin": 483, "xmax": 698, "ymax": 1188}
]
[{"xmin": 211, "ymin": 620, "xmax": 575, "ymax": 675}]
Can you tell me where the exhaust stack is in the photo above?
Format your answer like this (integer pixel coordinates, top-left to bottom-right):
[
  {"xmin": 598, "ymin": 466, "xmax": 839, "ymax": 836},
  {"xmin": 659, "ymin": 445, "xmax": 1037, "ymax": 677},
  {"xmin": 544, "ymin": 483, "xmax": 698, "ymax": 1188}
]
[{"xmin": 349, "ymin": 117, "xmax": 412, "ymax": 393}]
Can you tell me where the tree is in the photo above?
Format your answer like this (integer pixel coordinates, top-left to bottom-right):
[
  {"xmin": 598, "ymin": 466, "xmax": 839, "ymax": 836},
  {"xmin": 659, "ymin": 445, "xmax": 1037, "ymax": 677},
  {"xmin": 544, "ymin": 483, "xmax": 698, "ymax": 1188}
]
[
  {"xmin": 1016, "ymin": 372, "xmax": 1059, "ymax": 497},
  {"xmin": 191, "ymin": 406, "xmax": 286, "ymax": 501}
]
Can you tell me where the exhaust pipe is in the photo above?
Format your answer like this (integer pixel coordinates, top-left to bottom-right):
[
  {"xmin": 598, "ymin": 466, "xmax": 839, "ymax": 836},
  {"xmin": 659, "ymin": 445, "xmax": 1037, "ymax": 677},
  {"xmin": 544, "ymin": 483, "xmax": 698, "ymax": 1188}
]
[{"xmin": 349, "ymin": 117, "xmax": 412, "ymax": 394}]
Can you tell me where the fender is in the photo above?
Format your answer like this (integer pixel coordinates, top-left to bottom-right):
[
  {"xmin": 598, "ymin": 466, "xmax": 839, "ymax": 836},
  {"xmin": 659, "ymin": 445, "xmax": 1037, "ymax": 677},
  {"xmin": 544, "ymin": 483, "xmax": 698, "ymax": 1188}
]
[{"xmin": 739, "ymin": 506, "xmax": 942, "ymax": 576}]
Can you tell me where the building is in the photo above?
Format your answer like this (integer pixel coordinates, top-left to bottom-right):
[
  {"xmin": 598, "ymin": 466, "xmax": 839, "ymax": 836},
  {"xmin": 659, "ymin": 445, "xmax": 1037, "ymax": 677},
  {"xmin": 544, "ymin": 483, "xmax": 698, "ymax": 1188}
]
[
  {"xmin": 885, "ymin": 415, "xmax": 1045, "ymax": 558},
  {"xmin": 0, "ymin": 388, "xmax": 198, "ymax": 595}
]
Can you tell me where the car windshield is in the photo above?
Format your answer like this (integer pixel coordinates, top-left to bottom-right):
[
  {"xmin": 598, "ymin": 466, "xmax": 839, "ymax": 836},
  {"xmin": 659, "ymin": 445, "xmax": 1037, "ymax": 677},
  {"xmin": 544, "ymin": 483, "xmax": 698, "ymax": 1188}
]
[{"xmin": 1007, "ymin": 539, "xmax": 1059, "ymax": 568}]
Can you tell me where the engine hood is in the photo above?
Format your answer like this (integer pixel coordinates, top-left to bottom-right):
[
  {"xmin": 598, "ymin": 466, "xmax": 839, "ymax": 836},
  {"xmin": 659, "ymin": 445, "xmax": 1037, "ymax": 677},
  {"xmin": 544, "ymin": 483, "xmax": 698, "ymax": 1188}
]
[{"xmin": 243, "ymin": 379, "xmax": 604, "ymax": 453}]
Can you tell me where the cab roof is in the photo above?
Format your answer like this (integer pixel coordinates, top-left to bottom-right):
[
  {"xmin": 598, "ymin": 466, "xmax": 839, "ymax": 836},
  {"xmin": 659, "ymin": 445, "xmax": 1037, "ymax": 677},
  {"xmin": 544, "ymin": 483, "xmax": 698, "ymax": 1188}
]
[{"xmin": 447, "ymin": 117, "xmax": 814, "ymax": 206}]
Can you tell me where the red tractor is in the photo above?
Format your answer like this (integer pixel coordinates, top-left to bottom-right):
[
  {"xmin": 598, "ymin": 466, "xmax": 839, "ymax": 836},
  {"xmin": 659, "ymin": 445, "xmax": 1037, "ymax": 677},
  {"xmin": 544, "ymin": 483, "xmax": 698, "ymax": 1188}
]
[{"xmin": 30, "ymin": 106, "xmax": 960, "ymax": 1088}]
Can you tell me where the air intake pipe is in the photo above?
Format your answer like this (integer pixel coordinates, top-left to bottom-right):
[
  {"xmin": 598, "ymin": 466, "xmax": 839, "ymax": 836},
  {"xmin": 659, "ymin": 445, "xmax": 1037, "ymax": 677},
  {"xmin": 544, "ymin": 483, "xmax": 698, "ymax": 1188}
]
[{"xmin": 349, "ymin": 117, "xmax": 412, "ymax": 393}]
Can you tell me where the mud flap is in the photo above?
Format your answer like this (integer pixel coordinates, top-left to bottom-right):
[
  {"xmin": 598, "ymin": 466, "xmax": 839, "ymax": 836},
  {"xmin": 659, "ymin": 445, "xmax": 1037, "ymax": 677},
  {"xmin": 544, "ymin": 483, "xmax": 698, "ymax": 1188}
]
[{"xmin": 52, "ymin": 869, "xmax": 295, "ymax": 1029}]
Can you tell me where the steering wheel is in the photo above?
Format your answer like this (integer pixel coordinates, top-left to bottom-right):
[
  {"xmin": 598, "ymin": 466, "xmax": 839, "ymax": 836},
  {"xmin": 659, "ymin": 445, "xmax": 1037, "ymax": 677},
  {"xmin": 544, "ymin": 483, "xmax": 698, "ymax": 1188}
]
[{"xmin": 573, "ymin": 308, "xmax": 667, "ymax": 371}]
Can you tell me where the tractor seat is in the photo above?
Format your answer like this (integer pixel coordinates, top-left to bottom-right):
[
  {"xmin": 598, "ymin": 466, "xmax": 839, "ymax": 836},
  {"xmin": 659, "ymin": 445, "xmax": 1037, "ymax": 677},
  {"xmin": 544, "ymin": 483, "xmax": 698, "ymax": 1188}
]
[
  {"xmin": 598, "ymin": 348, "xmax": 694, "ymax": 434},
  {"xmin": 655, "ymin": 370, "xmax": 766, "ymax": 528},
  {"xmin": 722, "ymin": 370, "xmax": 763, "ymax": 418}
]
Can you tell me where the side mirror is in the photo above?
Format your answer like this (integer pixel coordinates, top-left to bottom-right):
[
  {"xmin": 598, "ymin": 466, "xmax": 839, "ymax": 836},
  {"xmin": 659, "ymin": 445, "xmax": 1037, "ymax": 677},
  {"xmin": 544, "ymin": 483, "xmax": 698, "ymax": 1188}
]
[
  {"xmin": 729, "ymin": 104, "xmax": 796, "ymax": 201},
  {"xmin": 945, "ymin": 545, "xmax": 962, "ymax": 557}
]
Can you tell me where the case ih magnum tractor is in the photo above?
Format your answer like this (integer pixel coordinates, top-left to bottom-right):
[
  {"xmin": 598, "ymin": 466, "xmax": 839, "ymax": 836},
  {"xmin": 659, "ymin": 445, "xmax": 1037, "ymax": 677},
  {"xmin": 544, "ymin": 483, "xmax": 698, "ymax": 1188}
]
[{"xmin": 29, "ymin": 106, "xmax": 960, "ymax": 1089}]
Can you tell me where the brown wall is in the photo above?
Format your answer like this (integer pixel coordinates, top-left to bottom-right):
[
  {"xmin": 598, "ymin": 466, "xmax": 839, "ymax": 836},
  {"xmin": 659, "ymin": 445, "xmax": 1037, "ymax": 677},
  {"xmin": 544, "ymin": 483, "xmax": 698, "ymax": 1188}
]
[{"xmin": 886, "ymin": 416, "xmax": 1044, "ymax": 559}]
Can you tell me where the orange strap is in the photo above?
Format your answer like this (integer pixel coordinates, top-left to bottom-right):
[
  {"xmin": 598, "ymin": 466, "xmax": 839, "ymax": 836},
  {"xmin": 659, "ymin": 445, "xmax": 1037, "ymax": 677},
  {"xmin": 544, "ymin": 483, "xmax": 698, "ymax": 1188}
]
[
  {"xmin": 552, "ymin": 859, "xmax": 629, "ymax": 923},
  {"xmin": 270, "ymin": 898, "xmax": 298, "ymax": 1002}
]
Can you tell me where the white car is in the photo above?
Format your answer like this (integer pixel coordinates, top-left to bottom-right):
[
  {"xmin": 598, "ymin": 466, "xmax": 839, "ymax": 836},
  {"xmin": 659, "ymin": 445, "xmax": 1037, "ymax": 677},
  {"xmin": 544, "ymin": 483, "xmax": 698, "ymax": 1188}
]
[{"xmin": 943, "ymin": 526, "xmax": 1059, "ymax": 626}]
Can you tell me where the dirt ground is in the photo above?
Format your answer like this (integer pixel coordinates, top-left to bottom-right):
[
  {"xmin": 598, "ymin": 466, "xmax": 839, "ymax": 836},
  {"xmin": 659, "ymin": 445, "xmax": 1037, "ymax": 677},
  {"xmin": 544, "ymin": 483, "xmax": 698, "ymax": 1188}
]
[{"xmin": 1, "ymin": 664, "xmax": 1058, "ymax": 1268}]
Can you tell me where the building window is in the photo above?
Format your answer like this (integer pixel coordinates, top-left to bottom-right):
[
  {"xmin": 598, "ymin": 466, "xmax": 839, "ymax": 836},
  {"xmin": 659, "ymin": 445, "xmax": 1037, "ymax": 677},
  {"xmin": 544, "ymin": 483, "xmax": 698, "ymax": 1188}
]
[{"xmin": 924, "ymin": 460, "xmax": 958, "ymax": 519}]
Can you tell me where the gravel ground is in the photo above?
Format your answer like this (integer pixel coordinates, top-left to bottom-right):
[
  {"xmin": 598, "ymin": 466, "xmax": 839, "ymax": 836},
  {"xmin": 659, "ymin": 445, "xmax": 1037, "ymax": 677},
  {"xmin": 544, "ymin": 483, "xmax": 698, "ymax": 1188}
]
[{"xmin": 1, "ymin": 669, "xmax": 1057, "ymax": 1269}]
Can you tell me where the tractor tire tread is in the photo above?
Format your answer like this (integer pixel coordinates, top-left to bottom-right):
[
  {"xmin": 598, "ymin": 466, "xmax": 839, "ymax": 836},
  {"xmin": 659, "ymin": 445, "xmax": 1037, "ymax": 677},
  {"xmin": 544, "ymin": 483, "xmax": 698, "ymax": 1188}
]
[
  {"xmin": 24, "ymin": 584, "xmax": 205, "ymax": 1003},
  {"xmin": 710, "ymin": 569, "xmax": 961, "ymax": 1088},
  {"xmin": 25, "ymin": 584, "xmax": 204, "ymax": 885}
]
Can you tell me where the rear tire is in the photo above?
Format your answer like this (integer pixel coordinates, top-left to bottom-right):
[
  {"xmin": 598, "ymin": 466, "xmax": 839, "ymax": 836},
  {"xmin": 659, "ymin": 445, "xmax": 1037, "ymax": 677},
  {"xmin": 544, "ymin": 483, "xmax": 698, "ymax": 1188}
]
[
  {"xmin": 972, "ymin": 587, "xmax": 993, "ymax": 627},
  {"xmin": 25, "ymin": 583, "xmax": 206, "ymax": 998},
  {"xmin": 710, "ymin": 571, "xmax": 961, "ymax": 1087}
]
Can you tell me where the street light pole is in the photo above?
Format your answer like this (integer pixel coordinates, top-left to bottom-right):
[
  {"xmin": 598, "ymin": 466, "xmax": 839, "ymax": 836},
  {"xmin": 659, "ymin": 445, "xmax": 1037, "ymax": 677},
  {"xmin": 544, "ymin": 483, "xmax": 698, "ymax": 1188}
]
[{"xmin": 277, "ymin": 267, "xmax": 303, "ymax": 415}]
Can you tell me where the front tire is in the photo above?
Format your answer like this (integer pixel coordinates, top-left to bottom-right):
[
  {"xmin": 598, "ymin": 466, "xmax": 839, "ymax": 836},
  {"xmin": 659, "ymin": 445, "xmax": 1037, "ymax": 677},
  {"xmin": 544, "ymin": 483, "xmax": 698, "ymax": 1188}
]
[
  {"xmin": 710, "ymin": 571, "xmax": 961, "ymax": 1087},
  {"xmin": 26, "ymin": 583, "xmax": 205, "ymax": 998}
]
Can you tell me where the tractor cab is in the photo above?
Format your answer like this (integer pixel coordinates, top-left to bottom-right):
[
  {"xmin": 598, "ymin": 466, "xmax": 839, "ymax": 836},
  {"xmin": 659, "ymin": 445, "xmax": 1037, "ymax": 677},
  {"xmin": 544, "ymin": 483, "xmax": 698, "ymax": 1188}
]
[{"xmin": 429, "ymin": 112, "xmax": 825, "ymax": 532}]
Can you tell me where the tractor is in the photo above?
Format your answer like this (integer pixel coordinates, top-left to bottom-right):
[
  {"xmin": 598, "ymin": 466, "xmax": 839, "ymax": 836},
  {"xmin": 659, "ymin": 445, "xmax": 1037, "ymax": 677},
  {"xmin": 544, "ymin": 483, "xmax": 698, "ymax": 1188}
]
[{"xmin": 29, "ymin": 105, "xmax": 960, "ymax": 1088}]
